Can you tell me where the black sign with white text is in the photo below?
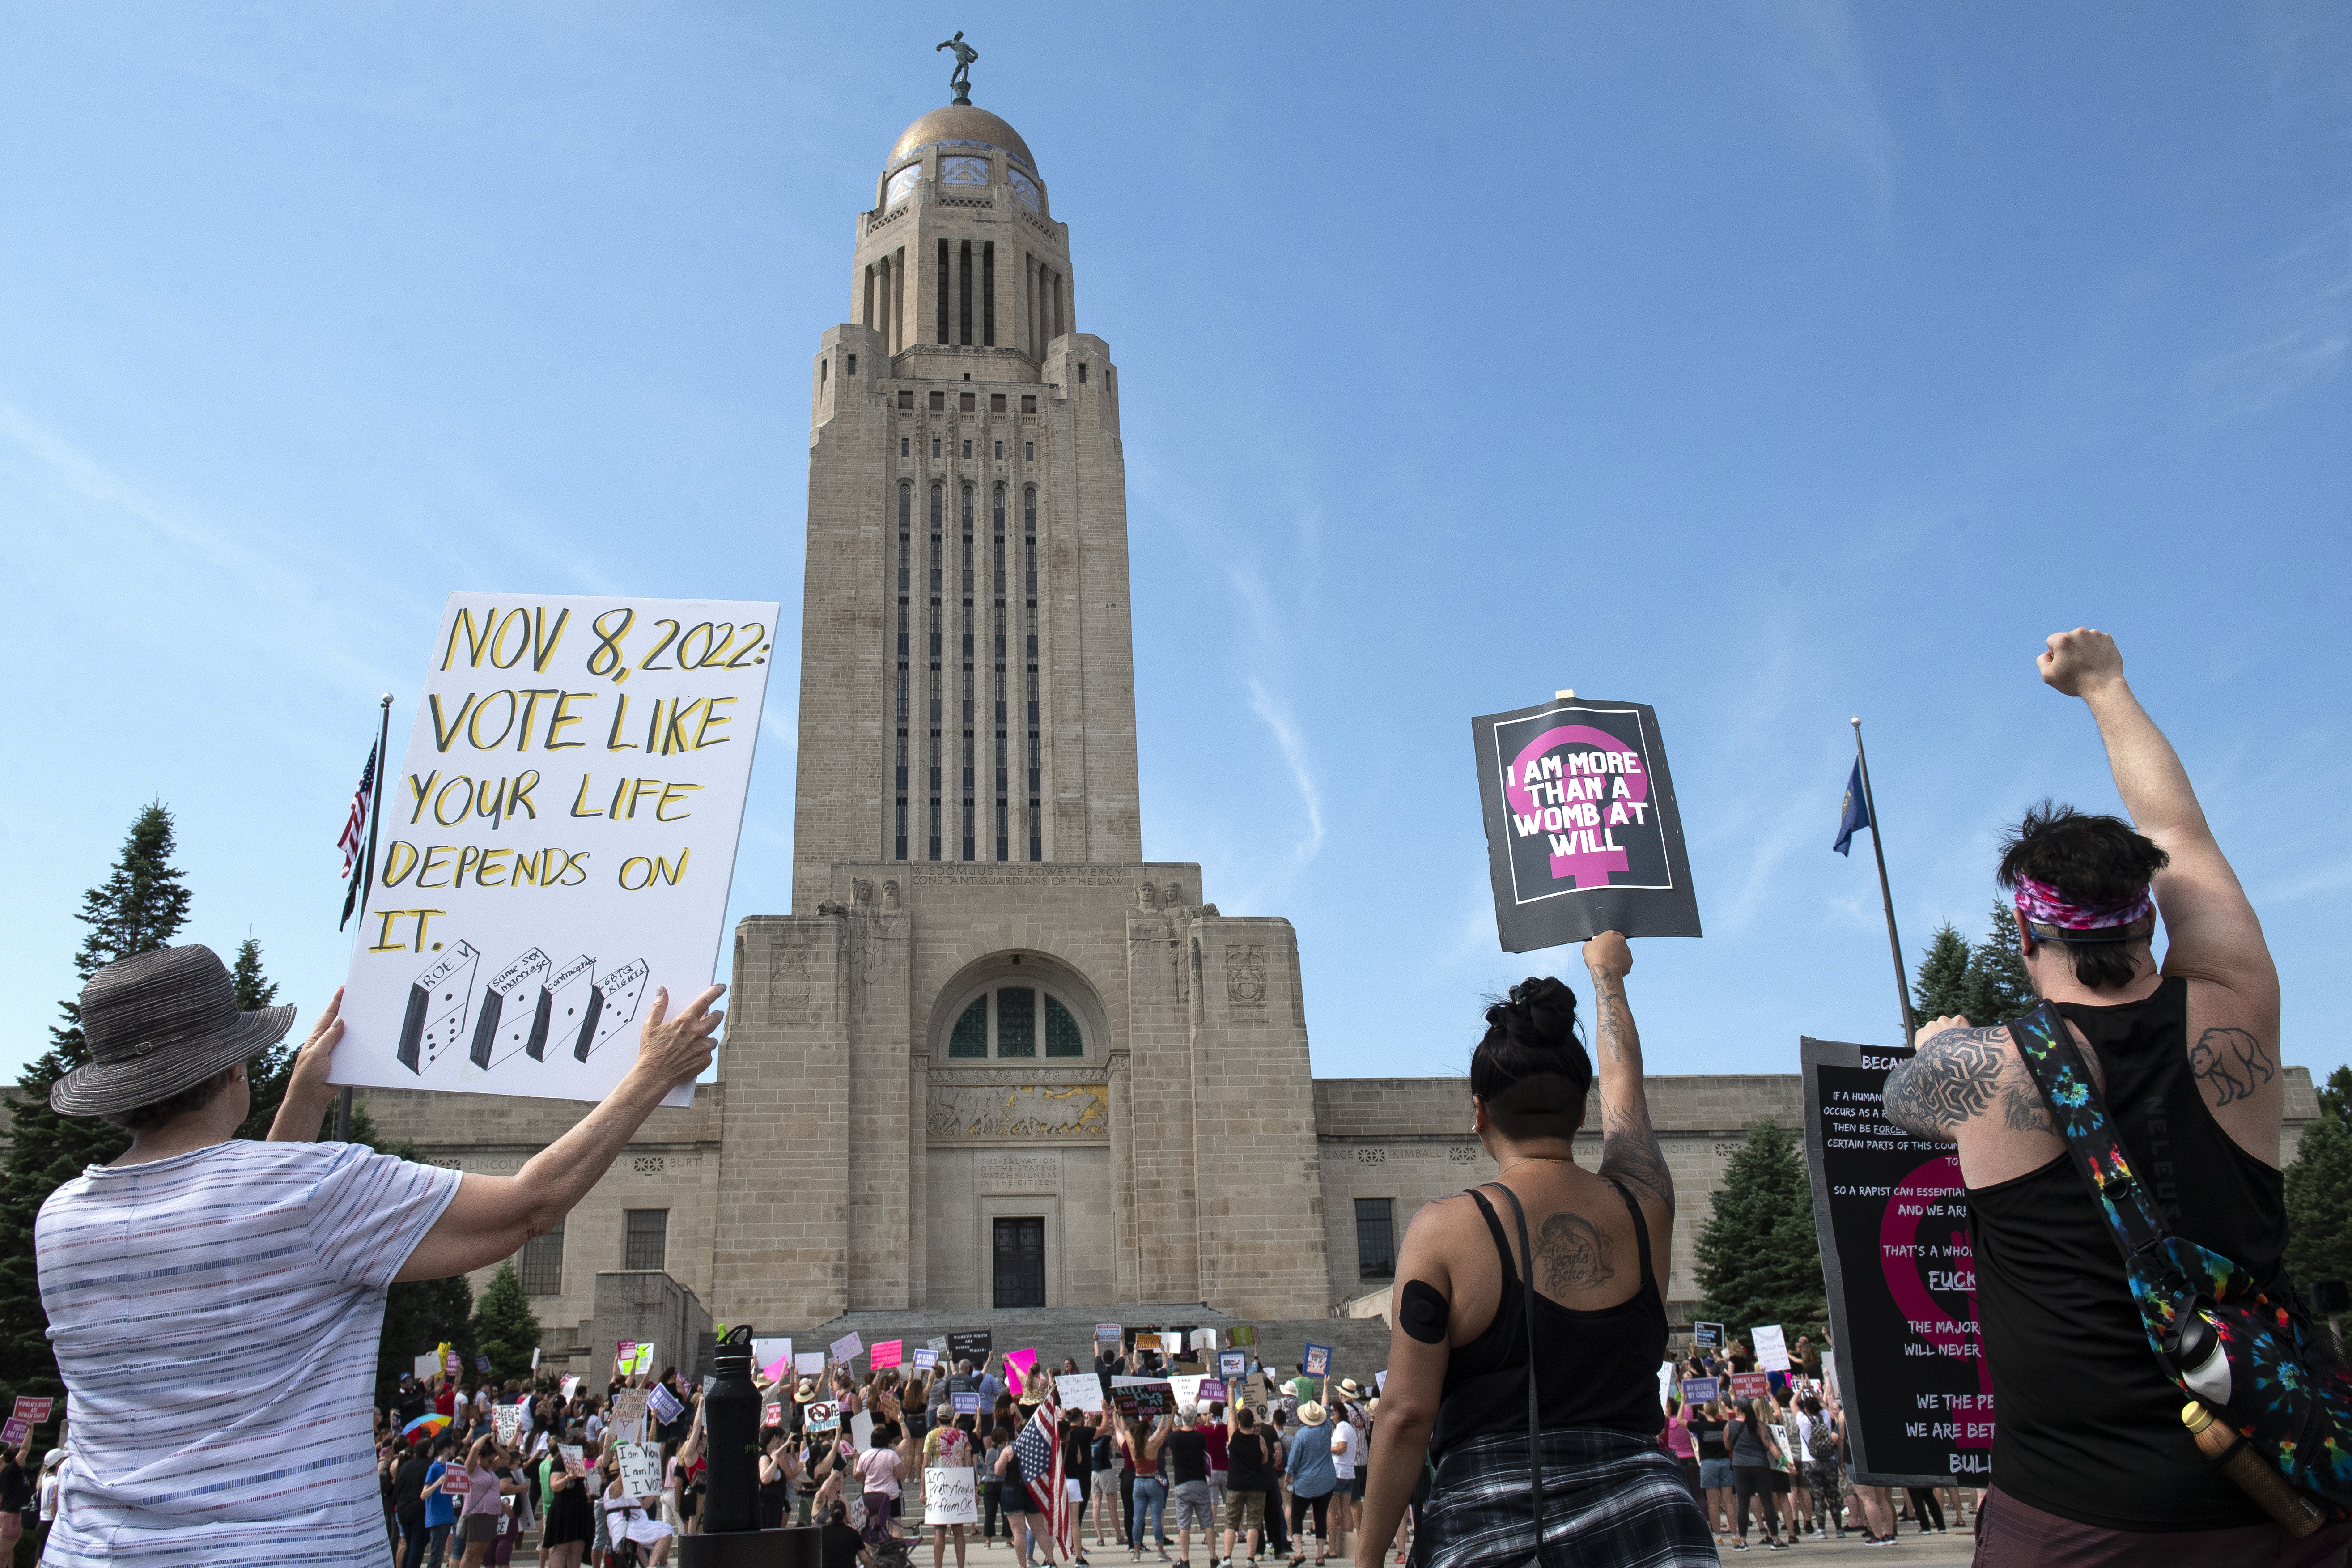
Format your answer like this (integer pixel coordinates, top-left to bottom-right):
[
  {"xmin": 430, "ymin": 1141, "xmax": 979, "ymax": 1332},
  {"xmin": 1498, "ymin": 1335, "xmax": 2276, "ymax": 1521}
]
[{"xmin": 1802, "ymin": 1037, "xmax": 1995, "ymax": 1487}]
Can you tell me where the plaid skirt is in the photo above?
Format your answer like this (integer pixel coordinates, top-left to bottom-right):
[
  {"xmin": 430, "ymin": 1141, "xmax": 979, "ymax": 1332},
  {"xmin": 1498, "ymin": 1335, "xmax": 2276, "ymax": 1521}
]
[{"xmin": 1418, "ymin": 1427, "xmax": 1718, "ymax": 1568}]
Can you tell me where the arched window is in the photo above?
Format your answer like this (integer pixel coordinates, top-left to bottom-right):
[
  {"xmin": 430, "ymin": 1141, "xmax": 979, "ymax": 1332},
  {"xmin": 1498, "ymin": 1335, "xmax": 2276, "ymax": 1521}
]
[{"xmin": 943, "ymin": 983, "xmax": 1087, "ymax": 1058}]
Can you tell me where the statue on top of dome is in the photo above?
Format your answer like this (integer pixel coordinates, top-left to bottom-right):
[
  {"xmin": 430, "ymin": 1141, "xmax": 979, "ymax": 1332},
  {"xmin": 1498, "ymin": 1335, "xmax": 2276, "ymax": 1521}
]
[{"xmin": 936, "ymin": 31, "xmax": 979, "ymax": 106}]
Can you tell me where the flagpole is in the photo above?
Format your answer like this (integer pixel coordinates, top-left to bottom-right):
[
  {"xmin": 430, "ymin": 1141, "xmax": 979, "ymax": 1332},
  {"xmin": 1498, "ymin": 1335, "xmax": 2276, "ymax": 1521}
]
[
  {"xmin": 1853, "ymin": 718, "xmax": 1918, "ymax": 1049},
  {"xmin": 336, "ymin": 693, "xmax": 392, "ymax": 1143}
]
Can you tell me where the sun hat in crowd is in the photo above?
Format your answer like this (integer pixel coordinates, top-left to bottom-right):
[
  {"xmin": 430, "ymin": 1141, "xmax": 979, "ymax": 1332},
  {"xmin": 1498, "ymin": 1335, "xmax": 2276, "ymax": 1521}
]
[
  {"xmin": 50, "ymin": 945, "xmax": 297, "ymax": 1118},
  {"xmin": 1296, "ymin": 1401, "xmax": 1327, "ymax": 1427},
  {"xmin": 794, "ymin": 1378, "xmax": 819, "ymax": 1404},
  {"xmin": 1333, "ymin": 1377, "xmax": 1364, "ymax": 1402}
]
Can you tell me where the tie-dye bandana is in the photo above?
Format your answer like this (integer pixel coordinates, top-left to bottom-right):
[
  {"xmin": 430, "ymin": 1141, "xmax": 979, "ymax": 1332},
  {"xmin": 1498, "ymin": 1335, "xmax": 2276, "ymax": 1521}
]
[
  {"xmin": 2006, "ymin": 1002, "xmax": 2352, "ymax": 1514},
  {"xmin": 2012, "ymin": 873, "xmax": 2154, "ymax": 933}
]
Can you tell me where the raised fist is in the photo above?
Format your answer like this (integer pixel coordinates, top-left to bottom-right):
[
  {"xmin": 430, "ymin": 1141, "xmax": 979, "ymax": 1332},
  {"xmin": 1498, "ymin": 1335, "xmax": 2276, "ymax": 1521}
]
[{"xmin": 2038, "ymin": 628, "xmax": 2124, "ymax": 697}]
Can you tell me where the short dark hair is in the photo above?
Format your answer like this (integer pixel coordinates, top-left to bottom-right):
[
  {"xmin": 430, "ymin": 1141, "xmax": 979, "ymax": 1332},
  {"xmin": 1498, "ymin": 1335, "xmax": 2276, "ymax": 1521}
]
[
  {"xmin": 1471, "ymin": 977, "xmax": 1592, "ymax": 1140},
  {"xmin": 1997, "ymin": 800, "xmax": 2170, "ymax": 990},
  {"xmin": 103, "ymin": 1062, "xmax": 240, "ymax": 1131}
]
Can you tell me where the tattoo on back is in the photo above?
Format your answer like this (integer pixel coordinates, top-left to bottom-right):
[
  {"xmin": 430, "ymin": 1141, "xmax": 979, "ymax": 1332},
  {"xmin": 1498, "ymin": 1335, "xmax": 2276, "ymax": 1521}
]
[
  {"xmin": 1882, "ymin": 1026, "xmax": 2011, "ymax": 1137},
  {"xmin": 1533, "ymin": 1211, "xmax": 1617, "ymax": 1293},
  {"xmin": 2001, "ymin": 1082, "xmax": 2055, "ymax": 1135},
  {"xmin": 2191, "ymin": 1027, "xmax": 2274, "ymax": 1107}
]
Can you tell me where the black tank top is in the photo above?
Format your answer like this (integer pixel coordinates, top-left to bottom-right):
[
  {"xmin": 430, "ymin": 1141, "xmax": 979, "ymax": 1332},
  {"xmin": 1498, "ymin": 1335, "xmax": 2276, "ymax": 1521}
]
[
  {"xmin": 1429, "ymin": 1180, "xmax": 1668, "ymax": 1458},
  {"xmin": 1965, "ymin": 977, "xmax": 2287, "ymax": 1531}
]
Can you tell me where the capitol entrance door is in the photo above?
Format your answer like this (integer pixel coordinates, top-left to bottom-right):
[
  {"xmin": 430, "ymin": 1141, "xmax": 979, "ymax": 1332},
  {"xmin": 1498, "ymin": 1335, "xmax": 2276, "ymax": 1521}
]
[{"xmin": 993, "ymin": 1216, "xmax": 1046, "ymax": 1308}]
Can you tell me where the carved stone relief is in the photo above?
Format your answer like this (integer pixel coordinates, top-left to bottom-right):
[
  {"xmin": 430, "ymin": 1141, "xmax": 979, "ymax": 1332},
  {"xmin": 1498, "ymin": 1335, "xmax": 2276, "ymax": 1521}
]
[{"xmin": 926, "ymin": 1077, "xmax": 1110, "ymax": 1143}]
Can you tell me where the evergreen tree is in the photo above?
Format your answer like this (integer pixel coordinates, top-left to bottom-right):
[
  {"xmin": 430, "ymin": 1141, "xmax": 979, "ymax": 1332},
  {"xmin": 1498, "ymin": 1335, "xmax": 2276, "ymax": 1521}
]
[
  {"xmin": 1693, "ymin": 1118, "xmax": 1828, "ymax": 1342},
  {"xmin": 2287, "ymin": 1067, "xmax": 2352, "ymax": 1293},
  {"xmin": 230, "ymin": 935, "xmax": 300, "ymax": 1142},
  {"xmin": 0, "ymin": 803, "xmax": 193, "ymax": 1402},
  {"xmin": 471, "ymin": 1261, "xmax": 543, "ymax": 1385},
  {"xmin": 1960, "ymin": 899, "xmax": 2038, "ymax": 1026},
  {"xmin": 1911, "ymin": 922, "xmax": 1973, "ymax": 1024},
  {"xmin": 381, "ymin": 1272, "xmax": 480, "ymax": 1408}
]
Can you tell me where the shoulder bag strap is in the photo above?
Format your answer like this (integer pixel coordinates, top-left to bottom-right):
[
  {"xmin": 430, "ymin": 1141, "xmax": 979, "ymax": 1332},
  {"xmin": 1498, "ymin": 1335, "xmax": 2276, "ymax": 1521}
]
[
  {"xmin": 2006, "ymin": 1002, "xmax": 2171, "ymax": 1254},
  {"xmin": 1490, "ymin": 1182, "xmax": 1544, "ymax": 1554}
]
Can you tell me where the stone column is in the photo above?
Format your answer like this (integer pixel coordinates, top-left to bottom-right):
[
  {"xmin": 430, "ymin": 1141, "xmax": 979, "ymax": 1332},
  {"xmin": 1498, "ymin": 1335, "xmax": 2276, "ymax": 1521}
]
[{"xmin": 1106, "ymin": 1044, "xmax": 1135, "ymax": 1304}]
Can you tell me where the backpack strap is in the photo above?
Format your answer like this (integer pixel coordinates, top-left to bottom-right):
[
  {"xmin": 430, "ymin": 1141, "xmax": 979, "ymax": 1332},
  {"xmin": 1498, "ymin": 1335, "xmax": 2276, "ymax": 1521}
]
[{"xmin": 1488, "ymin": 1182, "xmax": 1544, "ymax": 1555}]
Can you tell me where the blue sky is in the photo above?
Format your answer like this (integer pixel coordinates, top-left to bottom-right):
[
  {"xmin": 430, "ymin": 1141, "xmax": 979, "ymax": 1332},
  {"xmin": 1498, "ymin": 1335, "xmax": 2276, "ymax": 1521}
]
[{"xmin": 5, "ymin": 2, "xmax": 2348, "ymax": 1093}]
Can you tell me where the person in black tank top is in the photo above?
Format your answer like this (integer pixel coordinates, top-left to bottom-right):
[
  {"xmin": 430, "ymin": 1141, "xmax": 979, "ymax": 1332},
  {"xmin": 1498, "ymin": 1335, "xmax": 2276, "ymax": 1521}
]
[
  {"xmin": 1881, "ymin": 629, "xmax": 2351, "ymax": 1564},
  {"xmin": 1355, "ymin": 935, "xmax": 1714, "ymax": 1568}
]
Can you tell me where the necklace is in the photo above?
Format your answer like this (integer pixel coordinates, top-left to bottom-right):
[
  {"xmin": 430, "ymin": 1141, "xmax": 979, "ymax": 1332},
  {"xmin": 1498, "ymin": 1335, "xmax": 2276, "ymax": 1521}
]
[{"xmin": 1502, "ymin": 1155, "xmax": 1575, "ymax": 1169}]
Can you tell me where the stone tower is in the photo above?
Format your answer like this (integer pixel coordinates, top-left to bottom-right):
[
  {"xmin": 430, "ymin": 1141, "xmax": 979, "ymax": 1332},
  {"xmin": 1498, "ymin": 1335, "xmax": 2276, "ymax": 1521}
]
[{"xmin": 712, "ymin": 93, "xmax": 1330, "ymax": 1328}]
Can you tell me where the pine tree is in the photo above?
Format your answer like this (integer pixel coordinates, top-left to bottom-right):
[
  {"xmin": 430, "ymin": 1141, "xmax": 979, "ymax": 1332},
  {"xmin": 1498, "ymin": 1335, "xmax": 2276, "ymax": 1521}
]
[
  {"xmin": 0, "ymin": 803, "xmax": 195, "ymax": 1402},
  {"xmin": 381, "ymin": 1273, "xmax": 480, "ymax": 1408},
  {"xmin": 1693, "ymin": 1118, "xmax": 1828, "ymax": 1342},
  {"xmin": 230, "ymin": 935, "xmax": 299, "ymax": 1141},
  {"xmin": 471, "ymin": 1261, "xmax": 544, "ymax": 1385},
  {"xmin": 1960, "ymin": 899, "xmax": 2038, "ymax": 1027},
  {"xmin": 1911, "ymin": 922, "xmax": 1973, "ymax": 1024},
  {"xmin": 2286, "ymin": 1067, "xmax": 2352, "ymax": 1293}
]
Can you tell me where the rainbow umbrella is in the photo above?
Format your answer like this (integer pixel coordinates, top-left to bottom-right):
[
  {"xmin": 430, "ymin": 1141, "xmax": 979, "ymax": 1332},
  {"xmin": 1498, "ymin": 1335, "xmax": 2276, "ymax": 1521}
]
[{"xmin": 403, "ymin": 1413, "xmax": 451, "ymax": 1440}]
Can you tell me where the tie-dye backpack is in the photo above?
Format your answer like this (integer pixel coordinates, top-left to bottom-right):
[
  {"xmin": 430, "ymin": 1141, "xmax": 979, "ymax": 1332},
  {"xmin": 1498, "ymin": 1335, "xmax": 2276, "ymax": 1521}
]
[{"xmin": 2008, "ymin": 1002, "xmax": 2352, "ymax": 1513}]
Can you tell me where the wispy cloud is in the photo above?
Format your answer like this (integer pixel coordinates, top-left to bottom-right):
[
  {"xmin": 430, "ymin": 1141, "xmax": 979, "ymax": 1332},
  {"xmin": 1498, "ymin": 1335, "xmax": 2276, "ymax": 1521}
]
[
  {"xmin": 1245, "ymin": 673, "xmax": 1326, "ymax": 879},
  {"xmin": 1747, "ymin": 0, "xmax": 1900, "ymax": 217},
  {"xmin": 2196, "ymin": 207, "xmax": 2352, "ymax": 417}
]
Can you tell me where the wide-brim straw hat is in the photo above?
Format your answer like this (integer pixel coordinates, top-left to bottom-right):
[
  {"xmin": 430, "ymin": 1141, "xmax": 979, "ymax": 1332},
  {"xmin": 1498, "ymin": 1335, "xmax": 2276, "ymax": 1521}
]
[
  {"xmin": 51, "ymin": 945, "xmax": 296, "ymax": 1118},
  {"xmin": 1296, "ymin": 1400, "xmax": 1327, "ymax": 1427},
  {"xmin": 1334, "ymin": 1377, "xmax": 1364, "ymax": 1401},
  {"xmin": 794, "ymin": 1379, "xmax": 819, "ymax": 1403}
]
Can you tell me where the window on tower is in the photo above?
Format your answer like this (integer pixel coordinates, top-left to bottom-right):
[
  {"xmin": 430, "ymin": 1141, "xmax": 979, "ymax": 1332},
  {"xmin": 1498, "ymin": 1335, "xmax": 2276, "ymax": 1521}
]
[
  {"xmin": 930, "ymin": 391, "xmax": 946, "ymax": 411},
  {"xmin": 960, "ymin": 392, "xmax": 976, "ymax": 412},
  {"xmin": 963, "ymin": 440, "xmax": 972, "ymax": 459},
  {"xmin": 900, "ymin": 391, "xmax": 914, "ymax": 409},
  {"xmin": 932, "ymin": 437, "xmax": 941, "ymax": 458},
  {"xmin": 1024, "ymin": 442, "xmax": 1033, "ymax": 461},
  {"xmin": 847, "ymin": 354, "xmax": 857, "ymax": 375},
  {"xmin": 1021, "ymin": 395, "xmax": 1036, "ymax": 413},
  {"xmin": 991, "ymin": 394, "xmax": 1007, "ymax": 413},
  {"xmin": 994, "ymin": 441, "xmax": 1003, "ymax": 459},
  {"xmin": 901, "ymin": 438, "xmax": 909, "ymax": 457}
]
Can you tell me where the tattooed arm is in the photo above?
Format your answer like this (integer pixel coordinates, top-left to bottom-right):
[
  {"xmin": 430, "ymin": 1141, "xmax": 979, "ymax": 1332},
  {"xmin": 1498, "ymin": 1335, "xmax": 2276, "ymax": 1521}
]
[
  {"xmin": 1881, "ymin": 1020, "xmax": 2011, "ymax": 1141},
  {"xmin": 1585, "ymin": 931, "xmax": 1673, "ymax": 1213}
]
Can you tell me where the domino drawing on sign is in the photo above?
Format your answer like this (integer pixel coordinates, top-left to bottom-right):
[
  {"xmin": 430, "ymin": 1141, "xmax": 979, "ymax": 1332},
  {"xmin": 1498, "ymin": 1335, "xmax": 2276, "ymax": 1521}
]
[
  {"xmin": 470, "ymin": 948, "xmax": 552, "ymax": 1069},
  {"xmin": 396, "ymin": 941, "xmax": 481, "ymax": 1075},
  {"xmin": 538, "ymin": 956, "xmax": 596, "ymax": 1061},
  {"xmin": 573, "ymin": 958, "xmax": 649, "ymax": 1062}
]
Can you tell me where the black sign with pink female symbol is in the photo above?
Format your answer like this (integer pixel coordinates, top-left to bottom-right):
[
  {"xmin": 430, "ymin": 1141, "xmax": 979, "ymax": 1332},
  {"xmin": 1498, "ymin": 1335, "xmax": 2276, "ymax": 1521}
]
[{"xmin": 1470, "ymin": 695, "xmax": 1701, "ymax": 951}]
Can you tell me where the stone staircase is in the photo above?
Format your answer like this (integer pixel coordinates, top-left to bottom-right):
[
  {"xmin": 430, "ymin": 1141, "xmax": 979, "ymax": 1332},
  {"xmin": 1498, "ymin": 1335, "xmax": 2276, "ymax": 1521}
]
[{"xmin": 743, "ymin": 1303, "xmax": 1394, "ymax": 1387}]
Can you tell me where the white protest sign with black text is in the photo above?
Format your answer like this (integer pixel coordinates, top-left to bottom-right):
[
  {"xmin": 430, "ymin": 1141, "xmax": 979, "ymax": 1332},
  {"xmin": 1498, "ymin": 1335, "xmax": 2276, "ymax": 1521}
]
[
  {"xmin": 337, "ymin": 593, "xmax": 778, "ymax": 1105},
  {"xmin": 925, "ymin": 1468, "xmax": 978, "ymax": 1526}
]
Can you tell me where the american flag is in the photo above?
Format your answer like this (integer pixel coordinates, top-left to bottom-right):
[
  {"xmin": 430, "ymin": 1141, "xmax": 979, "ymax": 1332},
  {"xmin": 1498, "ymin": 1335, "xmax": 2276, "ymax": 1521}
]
[
  {"xmin": 337, "ymin": 742, "xmax": 378, "ymax": 877},
  {"xmin": 1012, "ymin": 1397, "xmax": 1070, "ymax": 1555}
]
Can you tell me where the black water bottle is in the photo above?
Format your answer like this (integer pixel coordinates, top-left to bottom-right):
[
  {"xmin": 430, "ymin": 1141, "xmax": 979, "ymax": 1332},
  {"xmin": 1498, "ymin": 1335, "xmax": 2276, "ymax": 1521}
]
[{"xmin": 704, "ymin": 1325, "xmax": 761, "ymax": 1534}]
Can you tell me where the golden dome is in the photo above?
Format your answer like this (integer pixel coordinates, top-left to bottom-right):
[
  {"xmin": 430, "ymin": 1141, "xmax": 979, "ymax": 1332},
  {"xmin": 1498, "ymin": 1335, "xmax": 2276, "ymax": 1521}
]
[{"xmin": 886, "ymin": 105, "xmax": 1037, "ymax": 175}]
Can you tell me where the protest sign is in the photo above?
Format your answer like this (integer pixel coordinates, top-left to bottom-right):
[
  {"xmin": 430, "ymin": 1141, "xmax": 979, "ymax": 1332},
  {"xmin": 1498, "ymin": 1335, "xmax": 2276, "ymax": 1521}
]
[
  {"xmin": 795, "ymin": 1352, "xmax": 825, "ymax": 1377},
  {"xmin": 913, "ymin": 1348, "xmax": 939, "ymax": 1370},
  {"xmin": 444, "ymin": 1350, "xmax": 463, "ymax": 1377},
  {"xmin": 1217, "ymin": 1351, "xmax": 1248, "ymax": 1379},
  {"xmin": 616, "ymin": 1340, "xmax": 637, "ymax": 1371},
  {"xmin": 762, "ymin": 1403, "xmax": 783, "ymax": 1428},
  {"xmin": 805, "ymin": 1401, "xmax": 840, "ymax": 1432},
  {"xmin": 927, "ymin": 1336, "xmax": 950, "ymax": 1355},
  {"xmin": 871, "ymin": 1339, "xmax": 903, "ymax": 1369},
  {"xmin": 11, "ymin": 1397, "xmax": 53, "ymax": 1427},
  {"xmin": 753, "ymin": 1338, "xmax": 794, "ymax": 1383},
  {"xmin": 0, "ymin": 1419, "xmax": 25, "ymax": 1448},
  {"xmin": 831, "ymin": 1332, "xmax": 865, "ymax": 1365},
  {"xmin": 632, "ymin": 1343, "xmax": 657, "ymax": 1376},
  {"xmin": 1243, "ymin": 1371, "xmax": 1270, "ymax": 1418},
  {"xmin": 1730, "ymin": 1372, "xmax": 1770, "ymax": 1402},
  {"xmin": 1199, "ymin": 1377, "xmax": 1227, "ymax": 1403},
  {"xmin": 1167, "ymin": 1375, "xmax": 1204, "ymax": 1411},
  {"xmin": 616, "ymin": 1441, "xmax": 662, "ymax": 1500},
  {"xmin": 560, "ymin": 1376, "xmax": 582, "ymax": 1401},
  {"xmin": 493, "ymin": 1403, "xmax": 524, "ymax": 1445},
  {"xmin": 1132, "ymin": 1333, "xmax": 1161, "ymax": 1353},
  {"xmin": 1471, "ymin": 694, "xmax": 1701, "ymax": 950},
  {"xmin": 947, "ymin": 1331, "xmax": 992, "ymax": 1365},
  {"xmin": 560, "ymin": 1444, "xmax": 586, "ymax": 1475},
  {"xmin": 1657, "ymin": 1360, "xmax": 1675, "ymax": 1417},
  {"xmin": 1224, "ymin": 1325, "xmax": 1259, "ymax": 1347},
  {"xmin": 648, "ymin": 1383, "xmax": 684, "ymax": 1426},
  {"xmin": 1302, "ymin": 1343, "xmax": 1331, "ymax": 1378},
  {"xmin": 1109, "ymin": 1379, "xmax": 1172, "ymax": 1419},
  {"xmin": 611, "ymin": 1389, "xmax": 651, "ymax": 1446},
  {"xmin": 850, "ymin": 1411, "xmax": 875, "ymax": 1453},
  {"xmin": 951, "ymin": 1393, "xmax": 983, "ymax": 1416},
  {"xmin": 1056, "ymin": 1373, "xmax": 1104, "ymax": 1413},
  {"xmin": 1095, "ymin": 1322, "xmax": 1122, "ymax": 1347},
  {"xmin": 413, "ymin": 1352, "xmax": 438, "ymax": 1382},
  {"xmin": 1374, "ymin": 1371, "xmax": 1386, "ymax": 1394},
  {"xmin": 925, "ymin": 1467, "xmax": 979, "ymax": 1526},
  {"xmin": 1804, "ymin": 1035, "xmax": 1993, "ymax": 1485},
  {"xmin": 1681, "ymin": 1377, "xmax": 1720, "ymax": 1406},
  {"xmin": 332, "ymin": 592, "xmax": 779, "ymax": 1109},
  {"xmin": 1691, "ymin": 1322, "xmax": 1722, "ymax": 1352},
  {"xmin": 476, "ymin": 1355, "xmax": 491, "ymax": 1373},
  {"xmin": 1004, "ymin": 1348, "xmax": 1040, "ymax": 1394},
  {"xmin": 1751, "ymin": 1325, "xmax": 1790, "ymax": 1373}
]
